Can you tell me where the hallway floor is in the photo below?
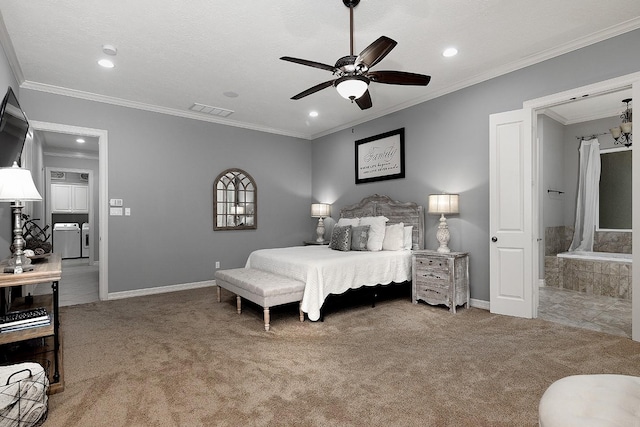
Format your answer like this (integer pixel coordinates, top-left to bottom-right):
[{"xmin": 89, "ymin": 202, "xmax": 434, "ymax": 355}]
[
  {"xmin": 32, "ymin": 258, "xmax": 99, "ymax": 307},
  {"xmin": 538, "ymin": 286, "xmax": 631, "ymax": 338}
]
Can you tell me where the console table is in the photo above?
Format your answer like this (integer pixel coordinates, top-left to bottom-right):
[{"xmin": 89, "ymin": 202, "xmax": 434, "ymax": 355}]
[{"xmin": 0, "ymin": 253, "xmax": 63, "ymax": 393}]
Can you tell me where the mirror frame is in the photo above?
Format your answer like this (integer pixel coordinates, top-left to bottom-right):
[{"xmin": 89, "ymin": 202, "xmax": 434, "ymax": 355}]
[{"xmin": 213, "ymin": 168, "xmax": 257, "ymax": 231}]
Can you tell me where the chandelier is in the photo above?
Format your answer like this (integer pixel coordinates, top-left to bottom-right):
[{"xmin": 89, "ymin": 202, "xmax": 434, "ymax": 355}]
[{"xmin": 610, "ymin": 98, "xmax": 632, "ymax": 147}]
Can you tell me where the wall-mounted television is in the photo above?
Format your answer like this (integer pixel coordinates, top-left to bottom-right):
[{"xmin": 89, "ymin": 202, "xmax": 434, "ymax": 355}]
[{"xmin": 0, "ymin": 87, "xmax": 30, "ymax": 167}]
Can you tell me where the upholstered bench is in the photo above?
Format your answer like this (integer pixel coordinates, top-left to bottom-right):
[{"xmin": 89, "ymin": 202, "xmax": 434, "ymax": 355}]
[
  {"xmin": 539, "ymin": 374, "xmax": 640, "ymax": 426},
  {"xmin": 215, "ymin": 268, "xmax": 305, "ymax": 331}
]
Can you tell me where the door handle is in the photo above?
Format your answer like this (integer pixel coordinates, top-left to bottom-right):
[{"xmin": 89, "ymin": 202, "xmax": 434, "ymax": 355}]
[{"xmin": 491, "ymin": 236, "xmax": 498, "ymax": 242}]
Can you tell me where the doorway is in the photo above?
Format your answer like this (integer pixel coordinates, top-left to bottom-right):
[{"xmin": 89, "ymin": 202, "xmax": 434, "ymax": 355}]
[
  {"xmin": 490, "ymin": 71, "xmax": 640, "ymax": 342},
  {"xmin": 29, "ymin": 121, "xmax": 109, "ymax": 301}
]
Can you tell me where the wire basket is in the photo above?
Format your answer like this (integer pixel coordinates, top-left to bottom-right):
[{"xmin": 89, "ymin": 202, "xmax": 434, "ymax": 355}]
[{"xmin": 0, "ymin": 362, "xmax": 49, "ymax": 427}]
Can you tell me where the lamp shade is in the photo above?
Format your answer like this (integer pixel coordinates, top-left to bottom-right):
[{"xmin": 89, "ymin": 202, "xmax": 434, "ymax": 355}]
[
  {"xmin": 335, "ymin": 76, "xmax": 368, "ymax": 100},
  {"xmin": 311, "ymin": 203, "xmax": 331, "ymax": 218},
  {"xmin": 0, "ymin": 162, "xmax": 42, "ymax": 202},
  {"xmin": 428, "ymin": 194, "xmax": 459, "ymax": 215}
]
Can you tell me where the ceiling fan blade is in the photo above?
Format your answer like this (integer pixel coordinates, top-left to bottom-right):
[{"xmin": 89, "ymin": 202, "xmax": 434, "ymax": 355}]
[
  {"xmin": 367, "ymin": 70, "xmax": 431, "ymax": 86},
  {"xmin": 356, "ymin": 36, "xmax": 397, "ymax": 69},
  {"xmin": 280, "ymin": 56, "xmax": 337, "ymax": 73},
  {"xmin": 355, "ymin": 90, "xmax": 372, "ymax": 110},
  {"xmin": 291, "ymin": 80, "xmax": 336, "ymax": 100}
]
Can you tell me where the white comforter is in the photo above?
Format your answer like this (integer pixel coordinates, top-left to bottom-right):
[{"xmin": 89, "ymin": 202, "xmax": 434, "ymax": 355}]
[{"xmin": 245, "ymin": 246, "xmax": 412, "ymax": 321}]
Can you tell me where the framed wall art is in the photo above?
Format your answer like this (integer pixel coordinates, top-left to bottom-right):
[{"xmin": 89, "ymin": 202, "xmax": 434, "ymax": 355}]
[{"xmin": 355, "ymin": 128, "xmax": 405, "ymax": 184}]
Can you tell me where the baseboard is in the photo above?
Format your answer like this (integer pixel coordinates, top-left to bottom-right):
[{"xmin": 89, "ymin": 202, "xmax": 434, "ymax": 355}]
[
  {"xmin": 470, "ymin": 298, "xmax": 490, "ymax": 310},
  {"xmin": 107, "ymin": 280, "xmax": 216, "ymax": 300}
]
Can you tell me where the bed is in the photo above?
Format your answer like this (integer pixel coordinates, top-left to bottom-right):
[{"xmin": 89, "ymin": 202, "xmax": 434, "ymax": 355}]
[{"xmin": 245, "ymin": 194, "xmax": 424, "ymax": 321}]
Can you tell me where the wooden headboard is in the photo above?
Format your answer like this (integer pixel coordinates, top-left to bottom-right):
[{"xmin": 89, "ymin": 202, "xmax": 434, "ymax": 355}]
[{"xmin": 339, "ymin": 194, "xmax": 425, "ymax": 250}]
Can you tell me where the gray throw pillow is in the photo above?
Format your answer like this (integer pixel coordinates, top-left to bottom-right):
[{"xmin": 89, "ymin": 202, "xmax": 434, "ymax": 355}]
[
  {"xmin": 329, "ymin": 225, "xmax": 352, "ymax": 251},
  {"xmin": 350, "ymin": 225, "xmax": 370, "ymax": 251}
]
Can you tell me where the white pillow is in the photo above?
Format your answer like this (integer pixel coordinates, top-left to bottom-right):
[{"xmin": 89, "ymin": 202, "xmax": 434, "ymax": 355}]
[
  {"xmin": 382, "ymin": 222, "xmax": 405, "ymax": 251},
  {"xmin": 403, "ymin": 225, "xmax": 414, "ymax": 250},
  {"xmin": 337, "ymin": 217, "xmax": 359, "ymax": 227},
  {"xmin": 359, "ymin": 216, "xmax": 389, "ymax": 251}
]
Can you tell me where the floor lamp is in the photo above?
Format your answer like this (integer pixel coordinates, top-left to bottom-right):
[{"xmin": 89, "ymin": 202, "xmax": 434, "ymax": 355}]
[
  {"xmin": 0, "ymin": 162, "xmax": 43, "ymax": 273},
  {"xmin": 428, "ymin": 193, "xmax": 459, "ymax": 253}
]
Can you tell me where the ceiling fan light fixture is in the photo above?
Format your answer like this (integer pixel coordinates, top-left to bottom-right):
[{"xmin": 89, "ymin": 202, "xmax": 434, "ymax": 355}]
[{"xmin": 335, "ymin": 76, "xmax": 368, "ymax": 101}]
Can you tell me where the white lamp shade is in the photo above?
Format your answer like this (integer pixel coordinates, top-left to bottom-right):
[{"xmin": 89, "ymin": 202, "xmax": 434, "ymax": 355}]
[
  {"xmin": 311, "ymin": 203, "xmax": 331, "ymax": 218},
  {"xmin": 610, "ymin": 127, "xmax": 622, "ymax": 138},
  {"xmin": 335, "ymin": 77, "xmax": 368, "ymax": 100},
  {"xmin": 620, "ymin": 121, "xmax": 632, "ymax": 134},
  {"xmin": 428, "ymin": 194, "xmax": 459, "ymax": 215},
  {"xmin": 0, "ymin": 162, "xmax": 42, "ymax": 202}
]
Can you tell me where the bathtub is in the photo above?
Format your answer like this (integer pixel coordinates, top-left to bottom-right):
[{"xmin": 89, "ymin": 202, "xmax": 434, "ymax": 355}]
[{"xmin": 557, "ymin": 251, "xmax": 632, "ymax": 264}]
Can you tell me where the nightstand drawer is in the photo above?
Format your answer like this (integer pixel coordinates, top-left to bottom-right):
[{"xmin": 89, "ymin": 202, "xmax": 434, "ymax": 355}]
[
  {"xmin": 415, "ymin": 258, "xmax": 449, "ymax": 274},
  {"xmin": 415, "ymin": 287, "xmax": 449, "ymax": 305},
  {"xmin": 414, "ymin": 275, "xmax": 448, "ymax": 289},
  {"xmin": 415, "ymin": 270, "xmax": 449, "ymax": 282}
]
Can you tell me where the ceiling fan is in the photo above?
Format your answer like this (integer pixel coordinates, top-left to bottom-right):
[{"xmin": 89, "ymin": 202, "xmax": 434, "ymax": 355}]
[{"xmin": 280, "ymin": 0, "xmax": 431, "ymax": 110}]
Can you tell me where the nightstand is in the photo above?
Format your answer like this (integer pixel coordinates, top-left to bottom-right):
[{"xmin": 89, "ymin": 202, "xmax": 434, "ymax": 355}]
[
  {"xmin": 412, "ymin": 250, "xmax": 469, "ymax": 313},
  {"xmin": 303, "ymin": 240, "xmax": 329, "ymax": 246}
]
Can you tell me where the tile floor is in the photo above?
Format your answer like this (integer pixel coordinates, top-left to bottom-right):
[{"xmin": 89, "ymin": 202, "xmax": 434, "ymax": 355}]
[
  {"xmin": 538, "ymin": 286, "xmax": 632, "ymax": 338},
  {"xmin": 32, "ymin": 258, "xmax": 99, "ymax": 307}
]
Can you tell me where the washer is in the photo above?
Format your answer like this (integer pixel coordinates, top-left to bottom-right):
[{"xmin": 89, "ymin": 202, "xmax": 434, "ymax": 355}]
[{"xmin": 52, "ymin": 223, "xmax": 81, "ymax": 259}]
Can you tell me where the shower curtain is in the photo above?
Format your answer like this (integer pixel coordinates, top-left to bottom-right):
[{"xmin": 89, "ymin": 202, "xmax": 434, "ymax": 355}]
[{"xmin": 569, "ymin": 138, "xmax": 601, "ymax": 252}]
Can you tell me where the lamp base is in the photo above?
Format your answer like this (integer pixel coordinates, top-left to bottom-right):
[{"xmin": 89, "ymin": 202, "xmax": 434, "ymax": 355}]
[
  {"xmin": 436, "ymin": 214, "xmax": 451, "ymax": 253},
  {"xmin": 4, "ymin": 254, "xmax": 34, "ymax": 274},
  {"xmin": 316, "ymin": 217, "xmax": 326, "ymax": 243}
]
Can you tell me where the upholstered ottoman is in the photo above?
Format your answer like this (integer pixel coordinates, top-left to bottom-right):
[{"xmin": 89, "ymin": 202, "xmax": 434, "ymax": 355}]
[
  {"xmin": 539, "ymin": 374, "xmax": 640, "ymax": 427},
  {"xmin": 215, "ymin": 268, "xmax": 305, "ymax": 331}
]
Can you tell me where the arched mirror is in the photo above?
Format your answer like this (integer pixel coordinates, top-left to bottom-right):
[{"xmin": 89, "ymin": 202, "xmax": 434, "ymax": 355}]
[{"xmin": 213, "ymin": 168, "xmax": 256, "ymax": 230}]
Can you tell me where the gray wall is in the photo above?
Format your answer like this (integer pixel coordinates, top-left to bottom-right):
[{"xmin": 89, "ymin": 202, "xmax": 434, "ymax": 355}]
[
  {"xmin": 312, "ymin": 29, "xmax": 640, "ymax": 302},
  {"xmin": 19, "ymin": 92, "xmax": 313, "ymax": 293},
  {"xmin": 0, "ymin": 41, "xmax": 20, "ymax": 259}
]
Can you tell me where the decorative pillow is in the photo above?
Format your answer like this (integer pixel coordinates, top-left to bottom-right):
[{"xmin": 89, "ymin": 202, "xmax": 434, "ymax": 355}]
[
  {"xmin": 350, "ymin": 225, "xmax": 370, "ymax": 251},
  {"xmin": 382, "ymin": 222, "xmax": 405, "ymax": 251},
  {"xmin": 403, "ymin": 225, "xmax": 414, "ymax": 250},
  {"xmin": 359, "ymin": 216, "xmax": 389, "ymax": 251},
  {"xmin": 337, "ymin": 217, "xmax": 360, "ymax": 227},
  {"xmin": 329, "ymin": 225, "xmax": 352, "ymax": 251}
]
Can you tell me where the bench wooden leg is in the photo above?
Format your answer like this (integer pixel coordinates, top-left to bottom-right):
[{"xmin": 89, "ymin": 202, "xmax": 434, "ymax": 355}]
[
  {"xmin": 264, "ymin": 307, "xmax": 270, "ymax": 331},
  {"xmin": 299, "ymin": 302, "xmax": 304, "ymax": 322},
  {"xmin": 236, "ymin": 295, "xmax": 242, "ymax": 314},
  {"xmin": 216, "ymin": 286, "xmax": 221, "ymax": 303}
]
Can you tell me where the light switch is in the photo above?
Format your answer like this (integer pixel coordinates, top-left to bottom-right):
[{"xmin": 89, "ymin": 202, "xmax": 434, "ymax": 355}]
[
  {"xmin": 124, "ymin": 208, "xmax": 131, "ymax": 216},
  {"xmin": 110, "ymin": 207, "xmax": 123, "ymax": 216},
  {"xmin": 109, "ymin": 198, "xmax": 123, "ymax": 207}
]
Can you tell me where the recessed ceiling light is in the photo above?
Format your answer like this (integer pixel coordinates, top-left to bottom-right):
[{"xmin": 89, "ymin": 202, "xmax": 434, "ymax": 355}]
[
  {"xmin": 76, "ymin": 138, "xmax": 85, "ymax": 143},
  {"xmin": 98, "ymin": 59, "xmax": 114, "ymax": 68},
  {"xmin": 442, "ymin": 47, "xmax": 458, "ymax": 58},
  {"xmin": 309, "ymin": 111, "xmax": 318, "ymax": 118}
]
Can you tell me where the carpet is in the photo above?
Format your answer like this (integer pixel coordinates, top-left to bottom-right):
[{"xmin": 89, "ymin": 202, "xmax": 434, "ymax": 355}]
[{"xmin": 42, "ymin": 285, "xmax": 640, "ymax": 426}]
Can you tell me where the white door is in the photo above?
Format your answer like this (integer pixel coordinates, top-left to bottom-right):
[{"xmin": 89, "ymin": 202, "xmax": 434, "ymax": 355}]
[{"xmin": 489, "ymin": 109, "xmax": 534, "ymax": 318}]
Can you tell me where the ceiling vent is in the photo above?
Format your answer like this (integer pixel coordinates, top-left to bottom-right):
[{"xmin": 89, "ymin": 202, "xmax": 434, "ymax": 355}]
[
  {"xmin": 189, "ymin": 103, "xmax": 234, "ymax": 118},
  {"xmin": 51, "ymin": 171, "xmax": 65, "ymax": 180},
  {"xmin": 80, "ymin": 173, "xmax": 89, "ymax": 181}
]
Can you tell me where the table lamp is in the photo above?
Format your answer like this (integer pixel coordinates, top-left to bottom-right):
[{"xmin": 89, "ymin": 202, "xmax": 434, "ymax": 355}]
[
  {"xmin": 0, "ymin": 162, "xmax": 43, "ymax": 273},
  {"xmin": 311, "ymin": 203, "xmax": 331, "ymax": 243},
  {"xmin": 428, "ymin": 193, "xmax": 459, "ymax": 253}
]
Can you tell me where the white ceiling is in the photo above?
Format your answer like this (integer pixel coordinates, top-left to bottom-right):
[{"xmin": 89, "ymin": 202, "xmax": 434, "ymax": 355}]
[{"xmin": 1, "ymin": 0, "xmax": 639, "ymax": 141}]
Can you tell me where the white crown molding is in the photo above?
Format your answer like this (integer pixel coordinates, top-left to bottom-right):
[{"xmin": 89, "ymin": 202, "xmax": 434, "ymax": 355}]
[
  {"xmin": 539, "ymin": 108, "xmax": 568, "ymax": 125},
  {"xmin": 20, "ymin": 81, "xmax": 312, "ymax": 140},
  {"xmin": 14, "ymin": 17, "xmax": 640, "ymax": 141},
  {"xmin": 0, "ymin": 10, "xmax": 24, "ymax": 85}
]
